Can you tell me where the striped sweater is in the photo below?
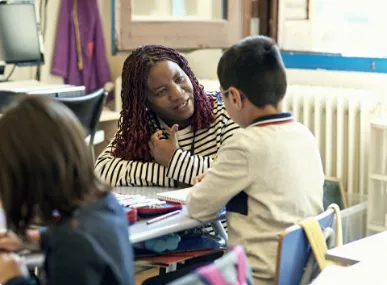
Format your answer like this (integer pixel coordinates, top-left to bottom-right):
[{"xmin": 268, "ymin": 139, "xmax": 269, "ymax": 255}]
[{"xmin": 95, "ymin": 94, "xmax": 239, "ymax": 187}]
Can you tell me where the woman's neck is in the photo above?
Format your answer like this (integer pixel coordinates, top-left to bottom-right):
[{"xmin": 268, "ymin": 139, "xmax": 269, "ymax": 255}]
[{"xmin": 160, "ymin": 118, "xmax": 191, "ymax": 130}]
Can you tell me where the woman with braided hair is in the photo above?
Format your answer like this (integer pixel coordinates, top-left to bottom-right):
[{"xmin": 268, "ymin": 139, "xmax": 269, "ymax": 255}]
[{"xmin": 95, "ymin": 45, "xmax": 238, "ymax": 187}]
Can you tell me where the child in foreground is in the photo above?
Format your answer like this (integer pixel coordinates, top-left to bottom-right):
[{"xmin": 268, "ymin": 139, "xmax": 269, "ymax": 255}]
[
  {"xmin": 0, "ymin": 96, "xmax": 134, "ymax": 285},
  {"xmin": 187, "ymin": 35, "xmax": 324, "ymax": 285}
]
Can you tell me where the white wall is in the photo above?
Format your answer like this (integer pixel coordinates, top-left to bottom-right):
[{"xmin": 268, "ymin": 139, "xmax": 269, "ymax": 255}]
[{"xmin": 5, "ymin": 0, "xmax": 387, "ymax": 100}]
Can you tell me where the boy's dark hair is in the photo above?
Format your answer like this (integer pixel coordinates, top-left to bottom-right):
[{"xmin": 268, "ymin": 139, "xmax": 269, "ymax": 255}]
[
  {"xmin": 217, "ymin": 35, "xmax": 287, "ymax": 108},
  {"xmin": 0, "ymin": 95, "xmax": 110, "ymax": 234}
]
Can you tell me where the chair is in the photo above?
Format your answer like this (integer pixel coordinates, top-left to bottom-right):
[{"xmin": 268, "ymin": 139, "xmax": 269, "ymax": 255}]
[
  {"xmin": 0, "ymin": 91, "xmax": 25, "ymax": 112},
  {"xmin": 166, "ymin": 244, "xmax": 253, "ymax": 285},
  {"xmin": 55, "ymin": 88, "xmax": 107, "ymax": 161},
  {"xmin": 274, "ymin": 208, "xmax": 336, "ymax": 285}
]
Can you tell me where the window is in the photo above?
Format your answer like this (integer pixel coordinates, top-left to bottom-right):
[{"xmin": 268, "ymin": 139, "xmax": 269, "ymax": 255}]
[
  {"xmin": 112, "ymin": 0, "xmax": 251, "ymax": 53},
  {"xmin": 276, "ymin": 0, "xmax": 387, "ymax": 73}
]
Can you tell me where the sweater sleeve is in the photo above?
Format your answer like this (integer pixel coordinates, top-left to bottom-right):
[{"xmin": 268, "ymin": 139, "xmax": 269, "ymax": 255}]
[
  {"xmin": 95, "ymin": 141, "xmax": 176, "ymax": 187},
  {"xmin": 4, "ymin": 276, "xmax": 31, "ymax": 285},
  {"xmin": 186, "ymin": 130, "xmax": 252, "ymax": 222},
  {"xmin": 46, "ymin": 231, "xmax": 103, "ymax": 285}
]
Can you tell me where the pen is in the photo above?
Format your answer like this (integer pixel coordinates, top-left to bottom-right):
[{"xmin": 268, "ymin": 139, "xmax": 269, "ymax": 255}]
[{"xmin": 146, "ymin": 210, "xmax": 182, "ymax": 225}]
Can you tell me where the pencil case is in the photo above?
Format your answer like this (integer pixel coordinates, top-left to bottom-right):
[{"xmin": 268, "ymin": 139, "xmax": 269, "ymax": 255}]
[
  {"xmin": 136, "ymin": 201, "xmax": 183, "ymax": 217},
  {"xmin": 123, "ymin": 206, "xmax": 138, "ymax": 225}
]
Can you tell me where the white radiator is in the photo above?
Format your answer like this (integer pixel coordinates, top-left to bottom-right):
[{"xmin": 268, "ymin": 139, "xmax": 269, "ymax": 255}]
[{"xmin": 283, "ymin": 85, "xmax": 380, "ymax": 195}]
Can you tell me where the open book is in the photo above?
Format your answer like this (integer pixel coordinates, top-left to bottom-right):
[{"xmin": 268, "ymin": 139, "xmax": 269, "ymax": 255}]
[{"xmin": 156, "ymin": 187, "xmax": 193, "ymax": 205}]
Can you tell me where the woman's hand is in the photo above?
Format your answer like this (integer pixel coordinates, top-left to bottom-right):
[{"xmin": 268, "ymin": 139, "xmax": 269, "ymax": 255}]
[
  {"xmin": 26, "ymin": 229, "xmax": 40, "ymax": 243},
  {"xmin": 0, "ymin": 231, "xmax": 24, "ymax": 252},
  {"xmin": 149, "ymin": 125, "xmax": 179, "ymax": 167},
  {"xmin": 0, "ymin": 230, "xmax": 40, "ymax": 252},
  {"xmin": 192, "ymin": 172, "xmax": 206, "ymax": 185},
  {"xmin": 0, "ymin": 253, "xmax": 29, "ymax": 284}
]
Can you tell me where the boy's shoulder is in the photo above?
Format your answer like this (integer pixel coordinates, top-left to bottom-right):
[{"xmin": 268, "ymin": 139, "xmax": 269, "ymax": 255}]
[
  {"xmin": 220, "ymin": 126, "xmax": 258, "ymax": 150},
  {"xmin": 227, "ymin": 120, "xmax": 312, "ymax": 146}
]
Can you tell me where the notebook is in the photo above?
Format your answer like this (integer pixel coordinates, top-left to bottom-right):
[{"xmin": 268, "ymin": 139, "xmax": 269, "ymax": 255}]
[{"xmin": 156, "ymin": 187, "xmax": 193, "ymax": 205}]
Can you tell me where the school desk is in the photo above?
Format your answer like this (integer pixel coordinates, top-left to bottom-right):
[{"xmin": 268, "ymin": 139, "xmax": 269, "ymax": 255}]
[
  {"xmin": 117, "ymin": 186, "xmax": 228, "ymax": 243},
  {"xmin": 23, "ymin": 206, "xmax": 226, "ymax": 269},
  {"xmin": 0, "ymin": 79, "xmax": 121, "ymax": 158},
  {"xmin": 18, "ymin": 186, "xmax": 227, "ymax": 269},
  {"xmin": 325, "ymin": 230, "xmax": 387, "ymax": 265}
]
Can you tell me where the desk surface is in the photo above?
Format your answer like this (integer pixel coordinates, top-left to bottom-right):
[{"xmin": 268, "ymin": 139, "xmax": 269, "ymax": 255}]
[
  {"xmin": 24, "ymin": 205, "xmax": 202, "ymax": 268},
  {"xmin": 118, "ymin": 187, "xmax": 201, "ymax": 243},
  {"xmin": 129, "ymin": 207, "xmax": 202, "ymax": 244},
  {"xmin": 22, "ymin": 186, "xmax": 205, "ymax": 268},
  {"xmin": 0, "ymin": 80, "xmax": 120, "ymax": 122},
  {"xmin": 0, "ymin": 108, "xmax": 119, "ymax": 121},
  {"xmin": 325, "ymin": 231, "xmax": 387, "ymax": 265},
  {"xmin": 311, "ymin": 258, "xmax": 387, "ymax": 285},
  {"xmin": 0, "ymin": 80, "xmax": 74, "ymax": 92}
]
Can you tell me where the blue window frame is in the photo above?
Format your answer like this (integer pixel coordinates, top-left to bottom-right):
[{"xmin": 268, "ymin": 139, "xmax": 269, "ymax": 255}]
[
  {"xmin": 281, "ymin": 52, "xmax": 387, "ymax": 74},
  {"xmin": 279, "ymin": 0, "xmax": 387, "ymax": 74}
]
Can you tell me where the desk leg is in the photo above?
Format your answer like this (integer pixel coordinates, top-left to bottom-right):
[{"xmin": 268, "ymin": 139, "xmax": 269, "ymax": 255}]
[
  {"xmin": 166, "ymin": 263, "xmax": 177, "ymax": 272},
  {"xmin": 211, "ymin": 221, "xmax": 228, "ymax": 243},
  {"xmin": 159, "ymin": 263, "xmax": 177, "ymax": 275}
]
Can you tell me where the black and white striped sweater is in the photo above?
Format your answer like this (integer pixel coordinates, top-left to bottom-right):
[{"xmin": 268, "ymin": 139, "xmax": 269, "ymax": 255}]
[{"xmin": 95, "ymin": 94, "xmax": 239, "ymax": 187}]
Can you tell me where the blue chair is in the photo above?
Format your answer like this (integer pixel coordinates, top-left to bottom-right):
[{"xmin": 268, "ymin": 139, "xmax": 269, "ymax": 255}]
[{"xmin": 274, "ymin": 208, "xmax": 336, "ymax": 285}]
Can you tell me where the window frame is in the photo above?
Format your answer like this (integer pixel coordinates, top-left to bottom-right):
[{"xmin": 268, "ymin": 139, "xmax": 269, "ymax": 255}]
[
  {"xmin": 269, "ymin": 0, "xmax": 387, "ymax": 74},
  {"xmin": 280, "ymin": 52, "xmax": 387, "ymax": 73},
  {"xmin": 111, "ymin": 0, "xmax": 248, "ymax": 53}
]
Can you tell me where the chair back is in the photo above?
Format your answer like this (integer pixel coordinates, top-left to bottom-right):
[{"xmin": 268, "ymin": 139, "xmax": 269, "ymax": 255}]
[
  {"xmin": 274, "ymin": 208, "xmax": 335, "ymax": 285},
  {"xmin": 0, "ymin": 91, "xmax": 24, "ymax": 112},
  {"xmin": 55, "ymin": 88, "xmax": 107, "ymax": 140},
  {"xmin": 168, "ymin": 245, "xmax": 253, "ymax": 285}
]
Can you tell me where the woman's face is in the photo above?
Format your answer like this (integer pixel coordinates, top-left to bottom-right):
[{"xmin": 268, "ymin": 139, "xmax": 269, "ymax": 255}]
[{"xmin": 146, "ymin": 60, "xmax": 195, "ymax": 128}]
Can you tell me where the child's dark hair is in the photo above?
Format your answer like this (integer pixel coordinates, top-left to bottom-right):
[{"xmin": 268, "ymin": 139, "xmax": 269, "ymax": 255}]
[
  {"xmin": 217, "ymin": 35, "xmax": 287, "ymax": 108},
  {"xmin": 113, "ymin": 45, "xmax": 215, "ymax": 162}
]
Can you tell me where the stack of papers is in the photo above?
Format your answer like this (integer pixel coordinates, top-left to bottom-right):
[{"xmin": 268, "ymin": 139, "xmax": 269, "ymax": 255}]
[
  {"xmin": 156, "ymin": 187, "xmax": 192, "ymax": 204},
  {"xmin": 114, "ymin": 193, "xmax": 166, "ymax": 208}
]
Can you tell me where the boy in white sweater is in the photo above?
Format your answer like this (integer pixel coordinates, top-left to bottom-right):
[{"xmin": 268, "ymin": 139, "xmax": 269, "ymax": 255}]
[{"xmin": 186, "ymin": 35, "xmax": 324, "ymax": 285}]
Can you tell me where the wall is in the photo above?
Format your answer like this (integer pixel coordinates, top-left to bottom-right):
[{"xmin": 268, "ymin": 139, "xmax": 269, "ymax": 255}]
[
  {"xmin": 5, "ymin": 0, "xmax": 387, "ymax": 100},
  {"xmin": 98, "ymin": 0, "xmax": 224, "ymax": 81}
]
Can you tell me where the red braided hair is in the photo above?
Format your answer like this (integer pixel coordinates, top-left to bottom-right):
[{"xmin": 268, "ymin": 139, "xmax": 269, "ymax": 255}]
[{"xmin": 112, "ymin": 45, "xmax": 215, "ymax": 162}]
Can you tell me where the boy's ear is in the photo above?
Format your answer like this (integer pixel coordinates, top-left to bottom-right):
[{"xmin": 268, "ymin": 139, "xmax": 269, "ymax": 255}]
[{"xmin": 228, "ymin": 86, "xmax": 244, "ymax": 109}]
